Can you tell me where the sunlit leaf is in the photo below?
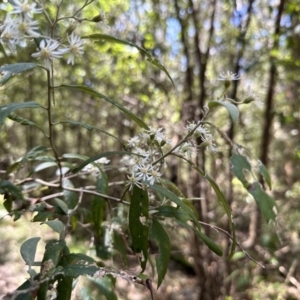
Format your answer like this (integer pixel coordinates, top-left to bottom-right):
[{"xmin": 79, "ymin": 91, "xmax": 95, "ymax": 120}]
[
  {"xmin": 0, "ymin": 63, "xmax": 40, "ymax": 85},
  {"xmin": 0, "ymin": 101, "xmax": 41, "ymax": 128},
  {"xmin": 208, "ymin": 100, "xmax": 239, "ymax": 123},
  {"xmin": 57, "ymin": 85, "xmax": 149, "ymax": 130},
  {"xmin": 230, "ymin": 153, "xmax": 252, "ymax": 187},
  {"xmin": 150, "ymin": 219, "xmax": 170, "ymax": 288}
]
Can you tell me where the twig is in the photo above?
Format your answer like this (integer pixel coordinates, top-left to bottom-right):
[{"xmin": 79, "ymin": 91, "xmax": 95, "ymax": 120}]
[{"xmin": 198, "ymin": 220, "xmax": 265, "ymax": 268}]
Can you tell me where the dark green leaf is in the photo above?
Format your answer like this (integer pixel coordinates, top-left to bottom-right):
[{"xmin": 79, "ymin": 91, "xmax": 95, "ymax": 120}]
[
  {"xmin": 57, "ymin": 85, "xmax": 149, "ymax": 130},
  {"xmin": 176, "ymin": 220, "xmax": 223, "ymax": 256},
  {"xmin": 258, "ymin": 160, "xmax": 272, "ymax": 190},
  {"xmin": 248, "ymin": 182, "xmax": 277, "ymax": 222},
  {"xmin": 208, "ymin": 100, "xmax": 239, "ymax": 123},
  {"xmin": 89, "ymin": 277, "xmax": 118, "ymax": 300},
  {"xmin": 150, "ymin": 219, "xmax": 170, "ymax": 288},
  {"xmin": 8, "ymin": 113, "xmax": 46, "ymax": 134},
  {"xmin": 63, "ymin": 179, "xmax": 78, "ymax": 209},
  {"xmin": 113, "ymin": 230, "xmax": 128, "ymax": 265},
  {"xmin": 83, "ymin": 34, "xmax": 174, "ymax": 87},
  {"xmin": 0, "ymin": 101, "xmax": 41, "ymax": 128},
  {"xmin": 0, "ymin": 180, "xmax": 23, "ymax": 200},
  {"xmin": 54, "ymin": 198, "xmax": 69, "ymax": 215},
  {"xmin": 20, "ymin": 237, "xmax": 41, "ymax": 267},
  {"xmin": 156, "ymin": 206, "xmax": 191, "ymax": 222},
  {"xmin": 63, "ymin": 264, "xmax": 99, "ymax": 277},
  {"xmin": 129, "ymin": 186, "xmax": 149, "ymax": 271},
  {"xmin": 32, "ymin": 211, "xmax": 54, "ymax": 222},
  {"xmin": 44, "ymin": 220, "xmax": 65, "ymax": 235},
  {"xmin": 0, "ymin": 63, "xmax": 40, "ymax": 85}
]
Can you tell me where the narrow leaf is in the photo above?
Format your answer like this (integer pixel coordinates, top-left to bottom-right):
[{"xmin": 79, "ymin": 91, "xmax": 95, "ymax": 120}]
[
  {"xmin": 129, "ymin": 186, "xmax": 149, "ymax": 271},
  {"xmin": 83, "ymin": 33, "xmax": 174, "ymax": 87},
  {"xmin": 89, "ymin": 277, "xmax": 118, "ymax": 300},
  {"xmin": 69, "ymin": 151, "xmax": 132, "ymax": 174},
  {"xmin": 150, "ymin": 219, "xmax": 170, "ymax": 288},
  {"xmin": 258, "ymin": 160, "xmax": 272, "ymax": 190},
  {"xmin": 0, "ymin": 63, "xmax": 40, "ymax": 85},
  {"xmin": 0, "ymin": 101, "xmax": 41, "ymax": 128},
  {"xmin": 57, "ymin": 85, "xmax": 149, "ymax": 130},
  {"xmin": 54, "ymin": 198, "xmax": 69, "ymax": 215},
  {"xmin": 248, "ymin": 182, "xmax": 277, "ymax": 222},
  {"xmin": 20, "ymin": 237, "xmax": 41, "ymax": 267},
  {"xmin": 208, "ymin": 100, "xmax": 239, "ymax": 123}
]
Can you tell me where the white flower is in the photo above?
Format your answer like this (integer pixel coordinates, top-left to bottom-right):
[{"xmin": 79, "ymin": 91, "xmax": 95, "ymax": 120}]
[
  {"xmin": 126, "ymin": 172, "xmax": 142, "ymax": 190},
  {"xmin": 217, "ymin": 71, "xmax": 240, "ymax": 81},
  {"xmin": 65, "ymin": 32, "xmax": 84, "ymax": 65},
  {"xmin": 127, "ymin": 136, "xmax": 140, "ymax": 148},
  {"xmin": 185, "ymin": 121, "xmax": 211, "ymax": 139},
  {"xmin": 147, "ymin": 167, "xmax": 161, "ymax": 185},
  {"xmin": 32, "ymin": 39, "xmax": 67, "ymax": 69},
  {"xmin": 0, "ymin": 16, "xmax": 20, "ymax": 51},
  {"xmin": 136, "ymin": 163, "xmax": 152, "ymax": 181},
  {"xmin": 95, "ymin": 157, "xmax": 110, "ymax": 164},
  {"xmin": 9, "ymin": 0, "xmax": 42, "ymax": 20},
  {"xmin": 17, "ymin": 18, "xmax": 40, "ymax": 37},
  {"xmin": 201, "ymin": 136, "xmax": 218, "ymax": 153}
]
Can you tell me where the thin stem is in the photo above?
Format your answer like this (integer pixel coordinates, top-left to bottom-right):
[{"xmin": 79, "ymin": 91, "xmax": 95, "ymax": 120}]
[{"xmin": 46, "ymin": 70, "xmax": 63, "ymax": 184}]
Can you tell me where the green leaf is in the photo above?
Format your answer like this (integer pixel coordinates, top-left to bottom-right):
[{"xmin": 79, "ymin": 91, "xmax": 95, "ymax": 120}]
[
  {"xmin": 258, "ymin": 160, "xmax": 272, "ymax": 190},
  {"xmin": 129, "ymin": 186, "xmax": 149, "ymax": 271},
  {"xmin": 92, "ymin": 170, "xmax": 108, "ymax": 236},
  {"xmin": 113, "ymin": 230, "xmax": 128, "ymax": 265},
  {"xmin": 149, "ymin": 185, "xmax": 197, "ymax": 223},
  {"xmin": 63, "ymin": 264, "xmax": 99, "ymax": 277},
  {"xmin": 44, "ymin": 220, "xmax": 65, "ymax": 235},
  {"xmin": 208, "ymin": 100, "xmax": 239, "ymax": 123},
  {"xmin": 156, "ymin": 206, "xmax": 191, "ymax": 222},
  {"xmin": 150, "ymin": 219, "xmax": 170, "ymax": 288},
  {"xmin": 83, "ymin": 33, "xmax": 174, "ymax": 87},
  {"xmin": 0, "ymin": 63, "xmax": 40, "ymax": 85},
  {"xmin": 69, "ymin": 151, "xmax": 132, "ymax": 174},
  {"xmin": 176, "ymin": 220, "xmax": 223, "ymax": 256},
  {"xmin": 0, "ymin": 101, "xmax": 41, "ymax": 128},
  {"xmin": 0, "ymin": 180, "xmax": 23, "ymax": 200},
  {"xmin": 230, "ymin": 153, "xmax": 252, "ymax": 187},
  {"xmin": 57, "ymin": 85, "xmax": 149, "ymax": 130},
  {"xmin": 34, "ymin": 161, "xmax": 57, "ymax": 172},
  {"xmin": 248, "ymin": 182, "xmax": 277, "ymax": 222},
  {"xmin": 63, "ymin": 179, "xmax": 78, "ymax": 209},
  {"xmin": 54, "ymin": 198, "xmax": 69, "ymax": 215},
  {"xmin": 89, "ymin": 277, "xmax": 118, "ymax": 300},
  {"xmin": 62, "ymin": 153, "xmax": 89, "ymax": 160},
  {"xmin": 8, "ymin": 113, "xmax": 46, "ymax": 134},
  {"xmin": 20, "ymin": 237, "xmax": 41, "ymax": 267}
]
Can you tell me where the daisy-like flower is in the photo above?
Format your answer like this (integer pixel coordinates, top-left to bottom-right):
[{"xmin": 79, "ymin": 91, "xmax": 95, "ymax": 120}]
[
  {"xmin": 17, "ymin": 18, "xmax": 40, "ymax": 37},
  {"xmin": 9, "ymin": 0, "xmax": 42, "ymax": 20},
  {"xmin": 0, "ymin": 15, "xmax": 20, "ymax": 51},
  {"xmin": 136, "ymin": 163, "xmax": 152, "ymax": 181},
  {"xmin": 154, "ymin": 131, "xmax": 171, "ymax": 147},
  {"xmin": 126, "ymin": 172, "xmax": 142, "ymax": 190},
  {"xmin": 217, "ymin": 71, "xmax": 240, "ymax": 81},
  {"xmin": 128, "ymin": 136, "xmax": 140, "ymax": 148},
  {"xmin": 31, "ymin": 39, "xmax": 67, "ymax": 69},
  {"xmin": 148, "ymin": 167, "xmax": 161, "ymax": 185},
  {"xmin": 65, "ymin": 32, "xmax": 84, "ymax": 65},
  {"xmin": 185, "ymin": 121, "xmax": 211, "ymax": 139}
]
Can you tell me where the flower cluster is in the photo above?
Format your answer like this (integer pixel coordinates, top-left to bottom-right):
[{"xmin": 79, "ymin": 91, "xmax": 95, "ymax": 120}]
[
  {"xmin": 121, "ymin": 127, "xmax": 171, "ymax": 190},
  {"xmin": 0, "ymin": 1, "xmax": 84, "ymax": 68},
  {"xmin": 184, "ymin": 121, "xmax": 218, "ymax": 153}
]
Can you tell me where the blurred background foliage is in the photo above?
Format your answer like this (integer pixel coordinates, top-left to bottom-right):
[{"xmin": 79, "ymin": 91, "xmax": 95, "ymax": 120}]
[{"xmin": 0, "ymin": 0, "xmax": 300, "ymax": 299}]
